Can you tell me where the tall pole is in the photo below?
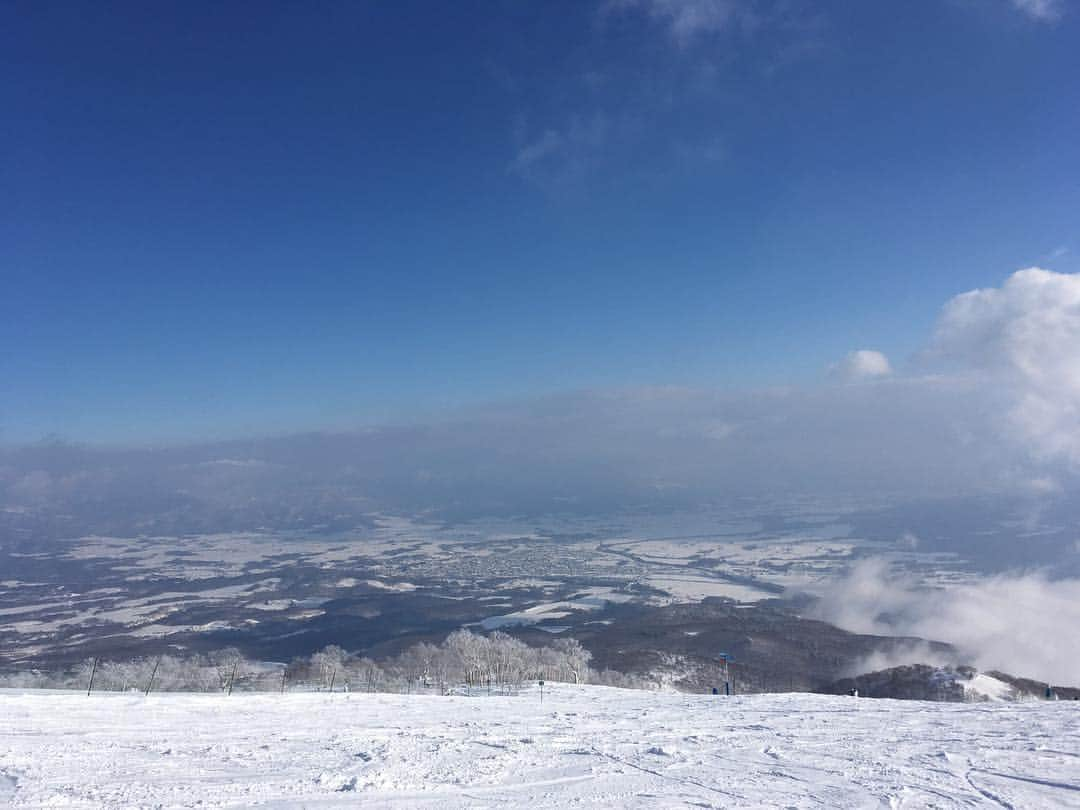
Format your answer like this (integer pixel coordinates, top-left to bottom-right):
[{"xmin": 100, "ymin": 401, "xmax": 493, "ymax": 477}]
[
  {"xmin": 145, "ymin": 655, "xmax": 162, "ymax": 697},
  {"xmin": 227, "ymin": 660, "xmax": 239, "ymax": 696},
  {"xmin": 86, "ymin": 657, "xmax": 98, "ymax": 697}
]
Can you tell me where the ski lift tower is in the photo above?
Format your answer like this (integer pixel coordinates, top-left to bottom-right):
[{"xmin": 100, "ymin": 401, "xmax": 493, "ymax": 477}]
[{"xmin": 718, "ymin": 652, "xmax": 735, "ymax": 695}]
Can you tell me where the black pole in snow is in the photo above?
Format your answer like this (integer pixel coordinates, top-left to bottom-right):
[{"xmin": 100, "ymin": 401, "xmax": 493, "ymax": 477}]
[
  {"xmin": 145, "ymin": 656, "xmax": 162, "ymax": 696},
  {"xmin": 227, "ymin": 660, "xmax": 239, "ymax": 696},
  {"xmin": 86, "ymin": 657, "xmax": 98, "ymax": 697}
]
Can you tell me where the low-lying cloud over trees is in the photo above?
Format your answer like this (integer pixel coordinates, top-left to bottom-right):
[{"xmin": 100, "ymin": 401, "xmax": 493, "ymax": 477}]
[{"xmin": 810, "ymin": 560, "xmax": 1080, "ymax": 685}]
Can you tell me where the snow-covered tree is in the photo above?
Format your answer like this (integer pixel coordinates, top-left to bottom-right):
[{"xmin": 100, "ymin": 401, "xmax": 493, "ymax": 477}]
[{"xmin": 309, "ymin": 645, "xmax": 348, "ymax": 691}]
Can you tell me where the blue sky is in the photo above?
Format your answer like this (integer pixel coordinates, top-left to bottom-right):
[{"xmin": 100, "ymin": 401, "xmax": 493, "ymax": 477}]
[{"xmin": 3, "ymin": 0, "xmax": 1079, "ymax": 443}]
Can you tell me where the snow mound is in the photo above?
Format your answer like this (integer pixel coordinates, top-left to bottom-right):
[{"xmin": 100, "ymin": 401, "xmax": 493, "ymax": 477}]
[{"xmin": 1, "ymin": 685, "xmax": 1077, "ymax": 808}]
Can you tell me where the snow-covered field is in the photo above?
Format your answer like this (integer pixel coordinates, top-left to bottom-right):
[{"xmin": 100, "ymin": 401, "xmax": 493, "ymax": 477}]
[{"xmin": 1, "ymin": 686, "xmax": 1078, "ymax": 808}]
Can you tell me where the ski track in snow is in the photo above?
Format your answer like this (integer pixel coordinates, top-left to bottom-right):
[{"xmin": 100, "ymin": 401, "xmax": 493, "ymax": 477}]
[{"xmin": 1, "ymin": 686, "xmax": 1078, "ymax": 808}]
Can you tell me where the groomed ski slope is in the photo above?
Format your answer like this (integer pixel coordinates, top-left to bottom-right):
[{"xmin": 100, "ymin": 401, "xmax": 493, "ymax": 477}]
[{"xmin": 1, "ymin": 685, "xmax": 1077, "ymax": 808}]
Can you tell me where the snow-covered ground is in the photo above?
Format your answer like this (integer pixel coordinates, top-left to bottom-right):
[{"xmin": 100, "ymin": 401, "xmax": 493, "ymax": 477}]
[{"xmin": 1, "ymin": 686, "xmax": 1078, "ymax": 808}]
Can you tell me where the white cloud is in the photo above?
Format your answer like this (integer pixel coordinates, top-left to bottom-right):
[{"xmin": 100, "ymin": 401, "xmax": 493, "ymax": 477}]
[
  {"xmin": 829, "ymin": 349, "xmax": 893, "ymax": 382},
  {"xmin": 930, "ymin": 267, "xmax": 1080, "ymax": 465},
  {"xmin": 1010, "ymin": 0, "xmax": 1066, "ymax": 22},
  {"xmin": 811, "ymin": 559, "xmax": 1080, "ymax": 684}
]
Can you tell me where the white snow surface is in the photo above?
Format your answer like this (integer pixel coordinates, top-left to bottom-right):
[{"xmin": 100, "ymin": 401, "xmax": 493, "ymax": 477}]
[{"xmin": 1, "ymin": 685, "xmax": 1078, "ymax": 808}]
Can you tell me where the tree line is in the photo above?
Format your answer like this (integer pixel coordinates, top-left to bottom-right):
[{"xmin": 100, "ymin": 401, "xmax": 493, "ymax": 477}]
[{"xmin": 0, "ymin": 630, "xmax": 649, "ymax": 694}]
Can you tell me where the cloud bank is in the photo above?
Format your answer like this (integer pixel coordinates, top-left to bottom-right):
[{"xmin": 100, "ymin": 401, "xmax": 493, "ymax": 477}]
[
  {"xmin": 812, "ymin": 559, "xmax": 1080, "ymax": 684},
  {"xmin": 3, "ymin": 268, "xmax": 1079, "ymax": 563}
]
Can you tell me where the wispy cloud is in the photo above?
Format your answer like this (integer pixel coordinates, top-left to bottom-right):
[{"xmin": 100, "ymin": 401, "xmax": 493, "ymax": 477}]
[
  {"xmin": 507, "ymin": 0, "xmax": 826, "ymax": 192},
  {"xmin": 1010, "ymin": 0, "xmax": 1067, "ymax": 22},
  {"xmin": 509, "ymin": 114, "xmax": 611, "ymax": 191},
  {"xmin": 607, "ymin": 0, "xmax": 747, "ymax": 46},
  {"xmin": 511, "ymin": 130, "xmax": 565, "ymax": 172},
  {"xmin": 605, "ymin": 0, "xmax": 829, "ymax": 58}
]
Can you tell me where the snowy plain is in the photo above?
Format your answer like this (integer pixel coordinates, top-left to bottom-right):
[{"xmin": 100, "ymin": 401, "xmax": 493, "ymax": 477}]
[{"xmin": 1, "ymin": 685, "xmax": 1078, "ymax": 808}]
